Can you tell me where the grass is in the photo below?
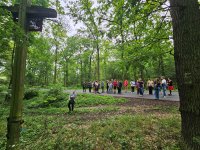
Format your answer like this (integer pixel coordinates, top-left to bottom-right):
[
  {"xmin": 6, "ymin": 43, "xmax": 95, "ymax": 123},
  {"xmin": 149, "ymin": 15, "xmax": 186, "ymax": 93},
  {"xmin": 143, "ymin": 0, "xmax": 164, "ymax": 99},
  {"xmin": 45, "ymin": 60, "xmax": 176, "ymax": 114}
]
[{"xmin": 0, "ymin": 88, "xmax": 181, "ymax": 150}]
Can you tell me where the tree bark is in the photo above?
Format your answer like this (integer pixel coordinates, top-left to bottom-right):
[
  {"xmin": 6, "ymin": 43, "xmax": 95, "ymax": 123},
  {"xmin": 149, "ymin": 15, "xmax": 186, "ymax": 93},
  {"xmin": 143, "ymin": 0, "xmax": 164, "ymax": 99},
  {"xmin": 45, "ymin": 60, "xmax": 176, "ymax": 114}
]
[
  {"xmin": 97, "ymin": 43, "xmax": 100, "ymax": 81},
  {"xmin": 6, "ymin": 0, "xmax": 29, "ymax": 149},
  {"xmin": 169, "ymin": 0, "xmax": 200, "ymax": 149},
  {"xmin": 64, "ymin": 60, "xmax": 68, "ymax": 87},
  {"xmin": 80, "ymin": 59, "xmax": 83, "ymax": 85},
  {"xmin": 88, "ymin": 54, "xmax": 92, "ymax": 80},
  {"xmin": 53, "ymin": 45, "xmax": 58, "ymax": 84},
  {"xmin": 159, "ymin": 55, "xmax": 165, "ymax": 76}
]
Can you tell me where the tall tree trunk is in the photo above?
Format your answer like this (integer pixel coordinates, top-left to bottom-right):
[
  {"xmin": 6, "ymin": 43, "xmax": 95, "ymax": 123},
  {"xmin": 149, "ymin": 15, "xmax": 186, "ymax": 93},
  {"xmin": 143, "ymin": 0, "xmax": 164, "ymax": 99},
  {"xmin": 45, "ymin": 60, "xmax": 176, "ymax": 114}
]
[
  {"xmin": 6, "ymin": 0, "xmax": 29, "ymax": 149},
  {"xmin": 64, "ymin": 64, "xmax": 66, "ymax": 87},
  {"xmin": 53, "ymin": 45, "xmax": 58, "ymax": 84},
  {"xmin": 170, "ymin": 0, "xmax": 200, "ymax": 149},
  {"xmin": 158, "ymin": 55, "xmax": 165, "ymax": 76},
  {"xmin": 88, "ymin": 55, "xmax": 92, "ymax": 80},
  {"xmin": 80, "ymin": 59, "xmax": 83, "ymax": 85},
  {"xmin": 139, "ymin": 65, "xmax": 144, "ymax": 80},
  {"xmin": 97, "ymin": 43, "xmax": 100, "ymax": 81},
  {"xmin": 45, "ymin": 67, "xmax": 49, "ymax": 85},
  {"xmin": 64, "ymin": 60, "xmax": 68, "ymax": 87},
  {"xmin": 120, "ymin": 21, "xmax": 127, "ymax": 79},
  {"xmin": 160, "ymin": 55, "xmax": 165, "ymax": 76}
]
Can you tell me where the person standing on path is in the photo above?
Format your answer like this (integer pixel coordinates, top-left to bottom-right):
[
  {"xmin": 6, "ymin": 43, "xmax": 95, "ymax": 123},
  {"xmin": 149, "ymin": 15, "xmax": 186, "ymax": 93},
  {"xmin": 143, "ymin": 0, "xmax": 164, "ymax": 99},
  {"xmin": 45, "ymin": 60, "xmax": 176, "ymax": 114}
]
[
  {"xmin": 147, "ymin": 79, "xmax": 154, "ymax": 95},
  {"xmin": 94, "ymin": 81, "xmax": 99, "ymax": 94},
  {"xmin": 123, "ymin": 79, "xmax": 128, "ymax": 93},
  {"xmin": 130, "ymin": 80, "xmax": 136, "ymax": 93},
  {"xmin": 68, "ymin": 91, "xmax": 76, "ymax": 112},
  {"xmin": 167, "ymin": 78, "xmax": 174, "ymax": 96},
  {"xmin": 138, "ymin": 78, "xmax": 144, "ymax": 96},
  {"xmin": 106, "ymin": 80, "xmax": 109, "ymax": 93},
  {"xmin": 108, "ymin": 81, "xmax": 113, "ymax": 94},
  {"xmin": 136, "ymin": 80, "xmax": 140, "ymax": 95},
  {"xmin": 82, "ymin": 82, "xmax": 87, "ymax": 92},
  {"xmin": 101, "ymin": 81, "xmax": 105, "ymax": 93},
  {"xmin": 161, "ymin": 76, "xmax": 167, "ymax": 98},
  {"xmin": 117, "ymin": 80, "xmax": 122, "ymax": 94},
  {"xmin": 154, "ymin": 78, "xmax": 161, "ymax": 100},
  {"xmin": 88, "ymin": 81, "xmax": 92, "ymax": 93},
  {"xmin": 113, "ymin": 79, "xmax": 118, "ymax": 94}
]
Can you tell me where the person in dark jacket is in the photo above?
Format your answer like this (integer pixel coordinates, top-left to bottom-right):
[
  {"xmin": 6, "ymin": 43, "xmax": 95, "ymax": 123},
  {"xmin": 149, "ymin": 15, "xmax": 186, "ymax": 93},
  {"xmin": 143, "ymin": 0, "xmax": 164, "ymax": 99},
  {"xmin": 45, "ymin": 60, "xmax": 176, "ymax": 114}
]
[
  {"xmin": 68, "ymin": 91, "xmax": 76, "ymax": 112},
  {"xmin": 154, "ymin": 79, "xmax": 161, "ymax": 100},
  {"xmin": 117, "ymin": 80, "xmax": 122, "ymax": 94},
  {"xmin": 82, "ymin": 82, "xmax": 87, "ymax": 92},
  {"xmin": 88, "ymin": 81, "xmax": 92, "ymax": 93}
]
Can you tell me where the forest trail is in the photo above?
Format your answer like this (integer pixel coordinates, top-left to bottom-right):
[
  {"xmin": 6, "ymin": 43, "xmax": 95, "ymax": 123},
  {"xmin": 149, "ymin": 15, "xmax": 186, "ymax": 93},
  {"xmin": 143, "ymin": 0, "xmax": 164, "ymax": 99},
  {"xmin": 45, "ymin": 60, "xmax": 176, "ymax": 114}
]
[{"xmin": 65, "ymin": 89, "xmax": 180, "ymax": 102}]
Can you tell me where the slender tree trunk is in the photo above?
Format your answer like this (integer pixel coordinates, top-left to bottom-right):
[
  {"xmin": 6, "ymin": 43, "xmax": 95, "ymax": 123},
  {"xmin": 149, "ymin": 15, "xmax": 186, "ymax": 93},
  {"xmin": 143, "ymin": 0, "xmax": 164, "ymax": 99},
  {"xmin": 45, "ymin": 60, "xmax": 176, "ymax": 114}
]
[
  {"xmin": 139, "ymin": 65, "xmax": 144, "ymax": 80},
  {"xmin": 45, "ymin": 67, "xmax": 48, "ymax": 85},
  {"xmin": 120, "ymin": 17, "xmax": 127, "ymax": 79},
  {"xmin": 64, "ymin": 63, "xmax": 66, "ymax": 87},
  {"xmin": 53, "ymin": 45, "xmax": 58, "ymax": 84},
  {"xmin": 64, "ymin": 60, "xmax": 68, "ymax": 87},
  {"xmin": 158, "ymin": 44, "xmax": 165, "ymax": 76},
  {"xmin": 120, "ymin": 27, "xmax": 124, "ymax": 59},
  {"xmin": 170, "ymin": 0, "xmax": 200, "ymax": 149},
  {"xmin": 97, "ymin": 43, "xmax": 100, "ymax": 81},
  {"xmin": 88, "ymin": 55, "xmax": 92, "ymax": 80},
  {"xmin": 159, "ymin": 55, "xmax": 165, "ymax": 76},
  {"xmin": 6, "ymin": 0, "xmax": 29, "ymax": 149},
  {"xmin": 80, "ymin": 59, "xmax": 83, "ymax": 85}
]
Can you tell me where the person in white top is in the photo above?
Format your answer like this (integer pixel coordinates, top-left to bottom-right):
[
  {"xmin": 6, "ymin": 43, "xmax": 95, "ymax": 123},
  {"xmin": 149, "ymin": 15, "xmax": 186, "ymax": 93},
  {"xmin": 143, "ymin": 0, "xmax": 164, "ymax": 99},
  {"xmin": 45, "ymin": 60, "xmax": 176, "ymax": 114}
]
[
  {"xmin": 130, "ymin": 80, "xmax": 136, "ymax": 93},
  {"xmin": 161, "ymin": 76, "xmax": 167, "ymax": 98}
]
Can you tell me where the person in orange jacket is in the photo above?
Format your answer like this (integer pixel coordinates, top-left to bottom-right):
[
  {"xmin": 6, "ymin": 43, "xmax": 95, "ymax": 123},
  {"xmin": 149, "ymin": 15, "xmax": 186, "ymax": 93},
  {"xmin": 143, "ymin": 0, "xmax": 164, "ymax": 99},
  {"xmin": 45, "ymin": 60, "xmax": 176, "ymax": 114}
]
[{"xmin": 123, "ymin": 79, "xmax": 128, "ymax": 93}]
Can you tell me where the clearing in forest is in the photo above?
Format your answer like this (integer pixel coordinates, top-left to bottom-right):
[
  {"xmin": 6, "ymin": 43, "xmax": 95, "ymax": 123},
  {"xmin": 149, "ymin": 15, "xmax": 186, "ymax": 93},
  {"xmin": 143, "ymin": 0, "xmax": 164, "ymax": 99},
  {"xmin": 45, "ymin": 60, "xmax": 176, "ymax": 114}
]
[{"xmin": 0, "ymin": 90, "xmax": 181, "ymax": 150}]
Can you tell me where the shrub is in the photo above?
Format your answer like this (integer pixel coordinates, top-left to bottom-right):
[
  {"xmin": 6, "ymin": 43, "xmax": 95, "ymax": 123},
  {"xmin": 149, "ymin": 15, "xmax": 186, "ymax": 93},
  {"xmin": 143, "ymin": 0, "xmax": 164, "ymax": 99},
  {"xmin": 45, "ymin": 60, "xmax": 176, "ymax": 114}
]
[
  {"xmin": 24, "ymin": 89, "xmax": 39, "ymax": 100},
  {"xmin": 0, "ymin": 85, "xmax": 7, "ymax": 93},
  {"xmin": 45, "ymin": 88, "xmax": 62, "ymax": 98}
]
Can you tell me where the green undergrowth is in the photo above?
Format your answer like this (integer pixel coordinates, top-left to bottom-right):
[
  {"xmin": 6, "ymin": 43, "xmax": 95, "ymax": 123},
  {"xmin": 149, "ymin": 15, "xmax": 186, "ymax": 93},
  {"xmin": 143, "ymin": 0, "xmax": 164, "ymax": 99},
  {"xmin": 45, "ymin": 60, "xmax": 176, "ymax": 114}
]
[
  {"xmin": 25, "ymin": 90, "xmax": 128, "ymax": 109},
  {"xmin": 0, "ymin": 88, "xmax": 181, "ymax": 150},
  {"xmin": 25, "ymin": 106, "xmax": 120, "ymax": 115},
  {"xmin": 18, "ymin": 114, "xmax": 181, "ymax": 150}
]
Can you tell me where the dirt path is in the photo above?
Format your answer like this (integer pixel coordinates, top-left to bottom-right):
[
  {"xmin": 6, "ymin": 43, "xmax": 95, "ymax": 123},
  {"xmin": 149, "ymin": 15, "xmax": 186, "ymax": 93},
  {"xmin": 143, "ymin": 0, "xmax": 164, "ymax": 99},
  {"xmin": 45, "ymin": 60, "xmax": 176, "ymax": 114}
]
[{"xmin": 65, "ymin": 89, "xmax": 180, "ymax": 102}]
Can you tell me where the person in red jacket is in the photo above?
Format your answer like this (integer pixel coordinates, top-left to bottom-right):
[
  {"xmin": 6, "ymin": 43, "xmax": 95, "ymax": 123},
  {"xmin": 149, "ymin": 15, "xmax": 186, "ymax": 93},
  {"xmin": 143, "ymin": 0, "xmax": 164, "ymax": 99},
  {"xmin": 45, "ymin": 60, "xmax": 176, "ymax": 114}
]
[
  {"xmin": 113, "ymin": 79, "xmax": 118, "ymax": 94},
  {"xmin": 123, "ymin": 79, "xmax": 128, "ymax": 93}
]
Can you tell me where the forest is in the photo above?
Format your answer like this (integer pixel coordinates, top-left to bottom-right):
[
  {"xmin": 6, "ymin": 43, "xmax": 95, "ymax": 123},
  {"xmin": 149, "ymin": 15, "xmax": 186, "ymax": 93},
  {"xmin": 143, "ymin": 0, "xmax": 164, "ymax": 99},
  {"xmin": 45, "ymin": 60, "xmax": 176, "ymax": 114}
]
[
  {"xmin": 0, "ymin": 0, "xmax": 175, "ymax": 86},
  {"xmin": 0, "ymin": 0, "xmax": 200, "ymax": 150}
]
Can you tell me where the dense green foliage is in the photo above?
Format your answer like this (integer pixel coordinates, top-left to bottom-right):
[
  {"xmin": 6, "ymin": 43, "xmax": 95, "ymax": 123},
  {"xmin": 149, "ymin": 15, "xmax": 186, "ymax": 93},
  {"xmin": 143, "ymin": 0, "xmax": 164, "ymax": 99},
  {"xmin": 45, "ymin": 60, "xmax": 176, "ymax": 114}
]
[{"xmin": 0, "ymin": 0, "xmax": 175, "ymax": 87}]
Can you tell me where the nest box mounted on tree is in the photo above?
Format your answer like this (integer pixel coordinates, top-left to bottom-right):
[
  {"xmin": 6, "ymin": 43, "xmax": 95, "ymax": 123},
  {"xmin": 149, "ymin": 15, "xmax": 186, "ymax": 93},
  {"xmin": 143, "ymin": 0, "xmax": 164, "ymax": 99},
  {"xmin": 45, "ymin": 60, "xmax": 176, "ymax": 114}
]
[{"xmin": 1, "ymin": 4, "xmax": 57, "ymax": 31}]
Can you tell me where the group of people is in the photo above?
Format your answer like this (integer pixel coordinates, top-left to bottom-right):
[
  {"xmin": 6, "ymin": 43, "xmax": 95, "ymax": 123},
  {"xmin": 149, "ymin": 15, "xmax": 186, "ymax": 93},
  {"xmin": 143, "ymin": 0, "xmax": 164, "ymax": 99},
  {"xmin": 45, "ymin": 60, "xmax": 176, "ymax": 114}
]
[
  {"xmin": 82, "ymin": 79, "xmax": 130, "ymax": 94},
  {"xmin": 82, "ymin": 77, "xmax": 174, "ymax": 98},
  {"xmin": 68, "ymin": 77, "xmax": 174, "ymax": 112},
  {"xmin": 152, "ymin": 77, "xmax": 174, "ymax": 100},
  {"xmin": 131, "ymin": 77, "xmax": 174, "ymax": 99}
]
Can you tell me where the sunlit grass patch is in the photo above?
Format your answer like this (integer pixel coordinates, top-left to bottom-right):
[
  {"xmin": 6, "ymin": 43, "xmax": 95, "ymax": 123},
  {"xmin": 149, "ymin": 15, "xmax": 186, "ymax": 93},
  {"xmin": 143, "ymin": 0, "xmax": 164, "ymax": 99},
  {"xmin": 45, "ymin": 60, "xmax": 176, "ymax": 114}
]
[
  {"xmin": 25, "ymin": 92, "xmax": 128, "ymax": 109},
  {"xmin": 76, "ymin": 94, "xmax": 128, "ymax": 107}
]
